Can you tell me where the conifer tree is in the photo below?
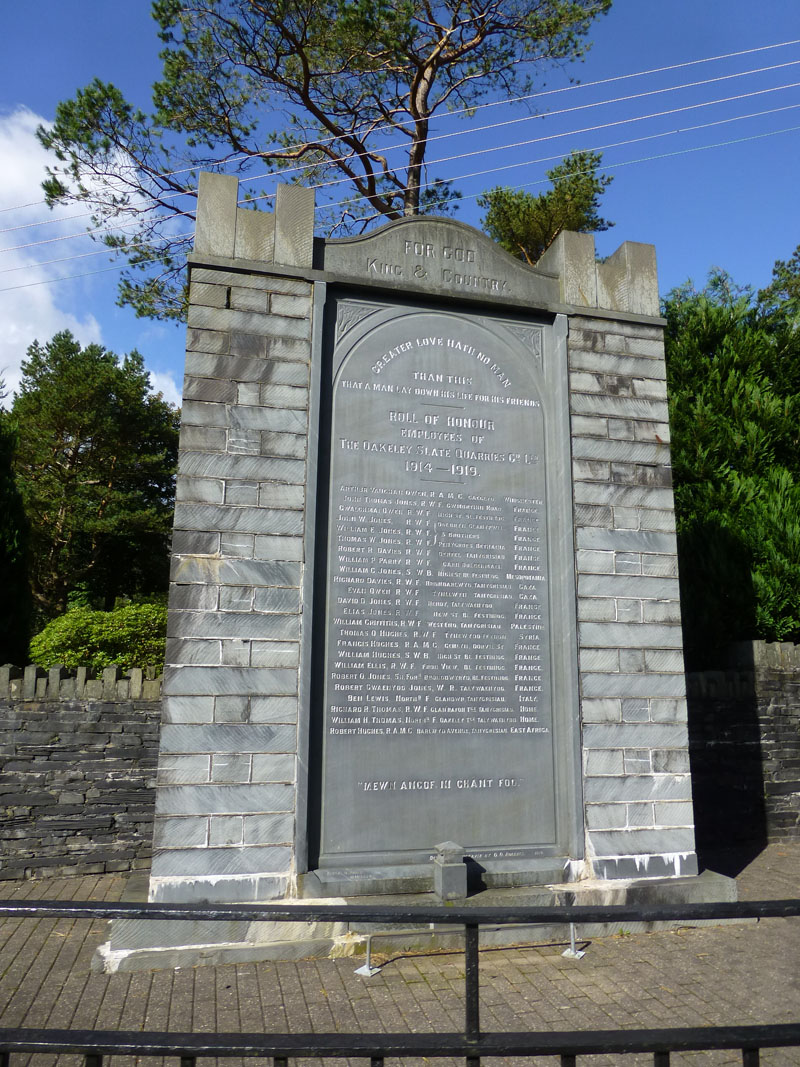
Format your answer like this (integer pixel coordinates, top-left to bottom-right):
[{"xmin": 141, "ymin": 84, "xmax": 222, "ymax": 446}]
[
  {"xmin": 664, "ymin": 268, "xmax": 800, "ymax": 663},
  {"xmin": 11, "ymin": 332, "xmax": 179, "ymax": 619}
]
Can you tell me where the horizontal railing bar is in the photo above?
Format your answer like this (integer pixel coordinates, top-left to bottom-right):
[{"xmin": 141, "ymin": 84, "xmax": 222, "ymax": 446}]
[
  {"xmin": 1, "ymin": 1025, "xmax": 799, "ymax": 1057},
  {"xmin": 0, "ymin": 898, "xmax": 798, "ymax": 925}
]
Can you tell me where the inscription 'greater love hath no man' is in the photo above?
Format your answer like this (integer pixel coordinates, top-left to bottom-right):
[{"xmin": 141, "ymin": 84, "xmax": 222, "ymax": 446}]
[{"xmin": 318, "ymin": 308, "xmax": 558, "ymax": 863}]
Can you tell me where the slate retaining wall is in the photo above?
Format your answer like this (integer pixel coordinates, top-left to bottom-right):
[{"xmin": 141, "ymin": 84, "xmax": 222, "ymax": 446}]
[
  {"xmin": 687, "ymin": 641, "xmax": 800, "ymax": 849},
  {"xmin": 0, "ymin": 665, "xmax": 162, "ymax": 879},
  {"xmin": 2, "ymin": 641, "xmax": 798, "ymax": 880}
]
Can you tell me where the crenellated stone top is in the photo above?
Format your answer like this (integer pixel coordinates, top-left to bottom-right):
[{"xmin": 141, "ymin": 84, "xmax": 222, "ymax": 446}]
[
  {"xmin": 0, "ymin": 664, "xmax": 163, "ymax": 702},
  {"xmin": 190, "ymin": 172, "xmax": 662, "ymax": 318}
]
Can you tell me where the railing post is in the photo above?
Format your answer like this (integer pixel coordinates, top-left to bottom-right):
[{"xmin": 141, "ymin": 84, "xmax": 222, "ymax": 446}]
[
  {"xmin": 742, "ymin": 1049, "xmax": 759, "ymax": 1067},
  {"xmin": 560, "ymin": 1055, "xmax": 576, "ymax": 1066},
  {"xmin": 274, "ymin": 1058, "xmax": 288, "ymax": 1067},
  {"xmin": 465, "ymin": 922, "xmax": 480, "ymax": 1067},
  {"xmin": 85, "ymin": 1055, "xmax": 102, "ymax": 1067},
  {"xmin": 654, "ymin": 1053, "xmax": 670, "ymax": 1066}
]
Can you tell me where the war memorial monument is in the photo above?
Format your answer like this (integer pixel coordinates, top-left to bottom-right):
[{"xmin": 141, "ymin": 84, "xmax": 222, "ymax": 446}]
[{"xmin": 99, "ymin": 173, "xmax": 725, "ymax": 970}]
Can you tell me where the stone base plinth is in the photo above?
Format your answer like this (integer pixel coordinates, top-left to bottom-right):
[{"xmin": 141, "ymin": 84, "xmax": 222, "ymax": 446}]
[{"xmin": 95, "ymin": 867, "xmax": 733, "ymax": 973}]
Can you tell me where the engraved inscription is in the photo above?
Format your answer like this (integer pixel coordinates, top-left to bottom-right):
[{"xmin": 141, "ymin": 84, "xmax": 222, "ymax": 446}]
[
  {"xmin": 330, "ymin": 486, "xmax": 547, "ymax": 743},
  {"xmin": 364, "ymin": 239, "xmax": 510, "ymax": 295},
  {"xmin": 324, "ymin": 219, "xmax": 564, "ymax": 309}
]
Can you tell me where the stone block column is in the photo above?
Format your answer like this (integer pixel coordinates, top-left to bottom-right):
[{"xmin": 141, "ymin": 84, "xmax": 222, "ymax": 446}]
[
  {"xmin": 150, "ymin": 175, "xmax": 317, "ymax": 903},
  {"xmin": 541, "ymin": 232, "xmax": 698, "ymax": 879}
]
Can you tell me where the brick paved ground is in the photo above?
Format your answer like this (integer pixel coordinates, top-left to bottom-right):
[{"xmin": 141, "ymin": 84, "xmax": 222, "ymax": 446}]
[{"xmin": 0, "ymin": 844, "xmax": 798, "ymax": 1067}]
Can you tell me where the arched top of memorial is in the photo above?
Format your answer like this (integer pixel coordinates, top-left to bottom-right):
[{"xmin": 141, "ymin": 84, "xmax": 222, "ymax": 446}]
[{"xmin": 322, "ymin": 216, "xmax": 560, "ymax": 307}]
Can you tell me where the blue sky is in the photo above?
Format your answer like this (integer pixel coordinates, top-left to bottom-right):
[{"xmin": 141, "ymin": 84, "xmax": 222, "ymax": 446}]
[{"xmin": 1, "ymin": 1, "xmax": 798, "ymax": 406}]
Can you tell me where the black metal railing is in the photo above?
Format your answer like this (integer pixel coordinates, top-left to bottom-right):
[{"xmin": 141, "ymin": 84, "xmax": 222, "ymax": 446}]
[{"xmin": 1, "ymin": 897, "xmax": 799, "ymax": 1066}]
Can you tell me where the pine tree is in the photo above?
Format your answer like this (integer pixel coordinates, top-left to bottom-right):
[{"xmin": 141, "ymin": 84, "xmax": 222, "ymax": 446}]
[
  {"xmin": 38, "ymin": 0, "xmax": 611, "ymax": 318},
  {"xmin": 478, "ymin": 150, "xmax": 613, "ymax": 265}
]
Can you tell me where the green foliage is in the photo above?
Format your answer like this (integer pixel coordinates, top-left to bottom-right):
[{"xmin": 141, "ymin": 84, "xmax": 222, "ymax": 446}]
[
  {"xmin": 478, "ymin": 150, "xmax": 613, "ymax": 265},
  {"xmin": 664, "ymin": 268, "xmax": 800, "ymax": 663},
  {"xmin": 0, "ymin": 400, "xmax": 32, "ymax": 663},
  {"xmin": 11, "ymin": 331, "xmax": 180, "ymax": 621},
  {"xmin": 38, "ymin": 0, "xmax": 611, "ymax": 318},
  {"xmin": 757, "ymin": 242, "xmax": 800, "ymax": 321},
  {"xmin": 29, "ymin": 600, "xmax": 168, "ymax": 671}
]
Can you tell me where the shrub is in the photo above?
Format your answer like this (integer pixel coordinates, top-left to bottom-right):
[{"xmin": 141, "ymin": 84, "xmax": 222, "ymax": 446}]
[{"xmin": 29, "ymin": 600, "xmax": 167, "ymax": 671}]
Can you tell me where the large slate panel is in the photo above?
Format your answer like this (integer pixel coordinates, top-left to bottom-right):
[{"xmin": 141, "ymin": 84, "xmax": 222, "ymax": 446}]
[{"xmin": 314, "ymin": 297, "xmax": 580, "ymax": 876}]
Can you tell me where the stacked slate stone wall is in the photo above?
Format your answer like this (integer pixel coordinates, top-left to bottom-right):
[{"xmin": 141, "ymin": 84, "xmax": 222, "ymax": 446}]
[
  {"xmin": 540, "ymin": 233, "xmax": 695, "ymax": 880},
  {"xmin": 687, "ymin": 641, "xmax": 800, "ymax": 847},
  {"xmin": 3, "ymin": 636, "xmax": 796, "ymax": 884},
  {"xmin": 0, "ymin": 665, "xmax": 161, "ymax": 879},
  {"xmin": 151, "ymin": 175, "xmax": 318, "ymax": 903},
  {"xmin": 568, "ymin": 314, "xmax": 692, "ymax": 878}
]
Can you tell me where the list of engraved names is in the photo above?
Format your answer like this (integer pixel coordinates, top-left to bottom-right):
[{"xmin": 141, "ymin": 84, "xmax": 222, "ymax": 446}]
[{"xmin": 331, "ymin": 486, "xmax": 546, "ymax": 745}]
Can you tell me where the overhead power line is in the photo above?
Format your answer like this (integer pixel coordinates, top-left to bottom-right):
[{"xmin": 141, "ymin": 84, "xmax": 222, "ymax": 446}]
[
  {"xmin": 0, "ymin": 263, "xmax": 133, "ymax": 292},
  {"xmin": 3, "ymin": 72, "xmax": 800, "ymax": 253},
  {"xmin": 4, "ymin": 98, "xmax": 793, "ymax": 276},
  {"xmin": 1, "ymin": 36, "xmax": 798, "ymax": 219},
  {"xmin": 320, "ymin": 121, "xmax": 800, "ymax": 216},
  {"xmin": 3, "ymin": 53, "xmax": 797, "ymax": 234},
  {"xmin": 0, "ymin": 234, "xmax": 194, "ymax": 275},
  {"xmin": 0, "ymin": 209, "xmax": 187, "ymax": 255},
  {"xmin": 238, "ymin": 57, "xmax": 800, "ymax": 196},
  {"xmin": 469, "ymin": 122, "xmax": 800, "ymax": 208},
  {"xmin": 4, "ymin": 98, "xmax": 795, "ymax": 270},
  {"xmin": 251, "ymin": 80, "xmax": 800, "ymax": 203},
  {"xmin": 4, "ymin": 52, "xmax": 798, "ymax": 234},
  {"xmin": 399, "ymin": 104, "xmax": 800, "ymax": 206},
  {"xmin": 1, "ymin": 120, "xmax": 796, "ymax": 295}
]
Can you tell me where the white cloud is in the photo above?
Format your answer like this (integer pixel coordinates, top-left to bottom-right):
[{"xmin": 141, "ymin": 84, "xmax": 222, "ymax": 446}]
[
  {"xmin": 0, "ymin": 107, "xmax": 65, "ymax": 208},
  {"xmin": 0, "ymin": 107, "xmax": 189, "ymax": 410},
  {"xmin": 148, "ymin": 370, "xmax": 183, "ymax": 409},
  {"xmin": 0, "ymin": 107, "xmax": 104, "ymax": 402}
]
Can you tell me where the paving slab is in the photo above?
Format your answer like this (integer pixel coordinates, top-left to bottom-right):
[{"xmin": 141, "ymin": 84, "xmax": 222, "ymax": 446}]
[{"xmin": 0, "ymin": 845, "xmax": 798, "ymax": 1067}]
